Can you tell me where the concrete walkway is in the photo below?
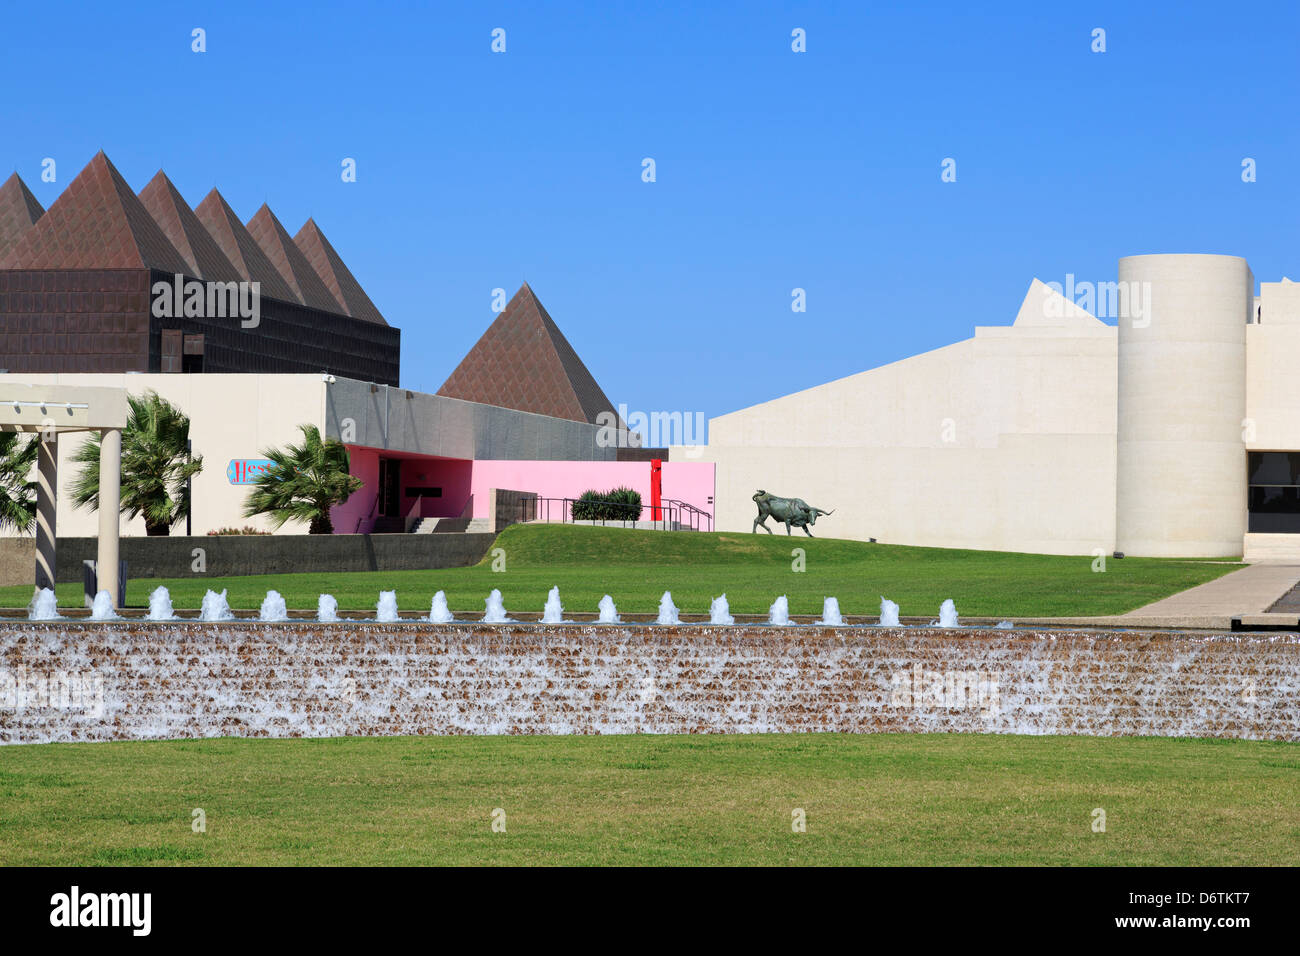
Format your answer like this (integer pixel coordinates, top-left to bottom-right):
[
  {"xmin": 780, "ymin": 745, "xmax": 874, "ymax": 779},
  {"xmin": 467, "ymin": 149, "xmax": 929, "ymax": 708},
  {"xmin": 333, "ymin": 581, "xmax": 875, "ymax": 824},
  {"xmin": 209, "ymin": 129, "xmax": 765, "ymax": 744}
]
[
  {"xmin": 1001, "ymin": 562, "xmax": 1300, "ymax": 631},
  {"xmin": 1114, "ymin": 562, "xmax": 1300, "ymax": 629}
]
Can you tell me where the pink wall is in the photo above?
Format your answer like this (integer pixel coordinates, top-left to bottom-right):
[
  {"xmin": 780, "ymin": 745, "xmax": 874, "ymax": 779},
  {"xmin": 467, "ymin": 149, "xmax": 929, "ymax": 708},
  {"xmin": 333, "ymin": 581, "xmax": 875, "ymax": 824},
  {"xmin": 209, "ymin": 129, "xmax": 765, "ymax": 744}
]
[
  {"xmin": 331, "ymin": 446, "xmax": 380, "ymax": 534},
  {"xmin": 331, "ymin": 448, "xmax": 476, "ymax": 534},
  {"xmin": 333, "ymin": 451, "xmax": 715, "ymax": 533},
  {"xmin": 466, "ymin": 460, "xmax": 715, "ymax": 522}
]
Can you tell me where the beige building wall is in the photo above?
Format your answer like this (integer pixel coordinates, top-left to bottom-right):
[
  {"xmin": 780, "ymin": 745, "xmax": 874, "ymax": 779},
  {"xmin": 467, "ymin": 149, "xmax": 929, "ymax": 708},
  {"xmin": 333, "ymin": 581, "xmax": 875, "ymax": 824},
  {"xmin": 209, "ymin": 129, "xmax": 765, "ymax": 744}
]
[
  {"xmin": 0, "ymin": 373, "xmax": 326, "ymax": 538},
  {"xmin": 680, "ymin": 280, "xmax": 1119, "ymax": 555},
  {"xmin": 692, "ymin": 260, "xmax": 1300, "ymax": 559},
  {"xmin": 1115, "ymin": 255, "xmax": 1252, "ymax": 558},
  {"xmin": 1243, "ymin": 277, "xmax": 1300, "ymax": 560}
]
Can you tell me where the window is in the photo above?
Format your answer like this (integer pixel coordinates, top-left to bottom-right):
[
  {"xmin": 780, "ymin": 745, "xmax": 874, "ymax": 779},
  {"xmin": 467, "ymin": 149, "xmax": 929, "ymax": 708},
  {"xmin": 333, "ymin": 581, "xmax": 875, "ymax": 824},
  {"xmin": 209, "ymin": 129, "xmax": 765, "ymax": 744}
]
[{"xmin": 1247, "ymin": 452, "xmax": 1300, "ymax": 532}]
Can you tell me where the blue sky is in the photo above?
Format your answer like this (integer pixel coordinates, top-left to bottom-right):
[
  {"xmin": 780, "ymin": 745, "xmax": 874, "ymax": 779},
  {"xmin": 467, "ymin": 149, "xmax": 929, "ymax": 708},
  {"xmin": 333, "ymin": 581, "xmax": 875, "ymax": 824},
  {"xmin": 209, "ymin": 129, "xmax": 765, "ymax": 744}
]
[{"xmin": 2, "ymin": 1, "xmax": 1297, "ymax": 433}]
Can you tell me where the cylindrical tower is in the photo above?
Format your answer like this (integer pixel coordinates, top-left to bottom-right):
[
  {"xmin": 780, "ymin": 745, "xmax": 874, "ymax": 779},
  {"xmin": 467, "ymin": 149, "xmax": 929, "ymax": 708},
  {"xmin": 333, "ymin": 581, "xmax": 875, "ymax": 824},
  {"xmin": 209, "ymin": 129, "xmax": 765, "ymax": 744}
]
[{"xmin": 1115, "ymin": 254, "xmax": 1252, "ymax": 557}]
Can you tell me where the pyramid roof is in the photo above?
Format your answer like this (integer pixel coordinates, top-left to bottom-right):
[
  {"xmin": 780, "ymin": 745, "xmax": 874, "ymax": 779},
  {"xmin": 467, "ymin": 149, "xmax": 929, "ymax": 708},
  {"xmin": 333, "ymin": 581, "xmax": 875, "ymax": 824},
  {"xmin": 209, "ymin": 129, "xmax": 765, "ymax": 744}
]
[
  {"xmin": 246, "ymin": 204, "xmax": 342, "ymax": 313},
  {"xmin": 438, "ymin": 283, "xmax": 619, "ymax": 425},
  {"xmin": 293, "ymin": 218, "xmax": 387, "ymax": 325},
  {"xmin": 0, "ymin": 152, "xmax": 191, "ymax": 273},
  {"xmin": 193, "ymin": 189, "xmax": 299, "ymax": 302},
  {"xmin": 138, "ymin": 171, "xmax": 242, "ymax": 282},
  {"xmin": 0, "ymin": 173, "xmax": 45, "ymax": 260}
]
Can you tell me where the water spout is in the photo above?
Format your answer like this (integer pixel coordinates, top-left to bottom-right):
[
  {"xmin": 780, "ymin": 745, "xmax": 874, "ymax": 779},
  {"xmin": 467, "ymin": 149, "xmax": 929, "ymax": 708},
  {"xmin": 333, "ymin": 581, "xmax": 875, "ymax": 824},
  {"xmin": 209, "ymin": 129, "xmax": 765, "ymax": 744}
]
[
  {"xmin": 147, "ymin": 586, "xmax": 177, "ymax": 621},
  {"xmin": 199, "ymin": 589, "xmax": 234, "ymax": 622},
  {"xmin": 597, "ymin": 594, "xmax": 620, "ymax": 623},
  {"xmin": 768, "ymin": 595, "xmax": 790, "ymax": 625},
  {"xmin": 656, "ymin": 591, "xmax": 680, "ymax": 625},
  {"xmin": 542, "ymin": 586, "xmax": 565, "ymax": 624},
  {"xmin": 709, "ymin": 594, "xmax": 734, "ymax": 625},
  {"xmin": 27, "ymin": 588, "xmax": 61, "ymax": 621},
  {"xmin": 483, "ymin": 589, "xmax": 510, "ymax": 623},
  {"xmin": 376, "ymin": 591, "xmax": 399, "ymax": 622},
  {"xmin": 819, "ymin": 596, "xmax": 844, "ymax": 626},
  {"xmin": 429, "ymin": 590, "xmax": 454, "ymax": 624},
  {"xmin": 90, "ymin": 591, "xmax": 118, "ymax": 621},
  {"xmin": 937, "ymin": 599, "xmax": 959, "ymax": 628},
  {"xmin": 259, "ymin": 590, "xmax": 288, "ymax": 622},
  {"xmin": 879, "ymin": 597, "xmax": 900, "ymax": 627},
  {"xmin": 317, "ymin": 594, "xmax": 339, "ymax": 623}
]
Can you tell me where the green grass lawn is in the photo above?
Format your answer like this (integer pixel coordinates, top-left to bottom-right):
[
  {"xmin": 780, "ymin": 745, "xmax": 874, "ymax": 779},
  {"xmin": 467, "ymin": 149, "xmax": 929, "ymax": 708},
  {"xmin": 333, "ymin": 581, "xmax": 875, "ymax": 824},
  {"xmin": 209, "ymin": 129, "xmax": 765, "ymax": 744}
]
[
  {"xmin": 1, "ymin": 525, "xmax": 1241, "ymax": 617},
  {"xmin": 1, "ymin": 734, "xmax": 1295, "ymax": 865}
]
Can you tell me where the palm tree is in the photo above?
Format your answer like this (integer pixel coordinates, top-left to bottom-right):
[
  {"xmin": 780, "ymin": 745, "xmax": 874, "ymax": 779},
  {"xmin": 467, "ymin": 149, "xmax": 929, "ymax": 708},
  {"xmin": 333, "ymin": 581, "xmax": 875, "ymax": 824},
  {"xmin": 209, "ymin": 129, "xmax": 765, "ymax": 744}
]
[
  {"xmin": 69, "ymin": 391, "xmax": 203, "ymax": 536},
  {"xmin": 242, "ymin": 424, "xmax": 361, "ymax": 534},
  {"xmin": 0, "ymin": 432, "xmax": 39, "ymax": 533}
]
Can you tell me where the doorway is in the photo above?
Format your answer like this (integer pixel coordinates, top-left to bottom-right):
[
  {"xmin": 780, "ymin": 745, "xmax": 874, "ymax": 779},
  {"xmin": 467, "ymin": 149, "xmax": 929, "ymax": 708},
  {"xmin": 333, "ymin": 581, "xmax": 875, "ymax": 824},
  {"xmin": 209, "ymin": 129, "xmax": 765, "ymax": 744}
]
[{"xmin": 378, "ymin": 458, "xmax": 402, "ymax": 518}]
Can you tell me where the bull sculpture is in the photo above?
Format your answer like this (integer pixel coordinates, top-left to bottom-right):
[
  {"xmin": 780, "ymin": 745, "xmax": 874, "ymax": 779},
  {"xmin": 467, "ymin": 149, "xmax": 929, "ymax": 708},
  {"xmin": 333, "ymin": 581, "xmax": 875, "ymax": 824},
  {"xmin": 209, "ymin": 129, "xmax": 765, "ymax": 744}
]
[{"xmin": 752, "ymin": 489, "xmax": 834, "ymax": 537}]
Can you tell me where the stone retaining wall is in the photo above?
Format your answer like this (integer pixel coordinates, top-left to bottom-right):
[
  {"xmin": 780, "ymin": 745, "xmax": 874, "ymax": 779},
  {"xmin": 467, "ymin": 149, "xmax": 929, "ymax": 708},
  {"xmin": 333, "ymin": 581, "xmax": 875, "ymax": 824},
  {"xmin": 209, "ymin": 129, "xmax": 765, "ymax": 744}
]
[
  {"xmin": 14, "ymin": 532, "xmax": 499, "ymax": 582},
  {"xmin": 1, "ymin": 624, "xmax": 1296, "ymax": 744}
]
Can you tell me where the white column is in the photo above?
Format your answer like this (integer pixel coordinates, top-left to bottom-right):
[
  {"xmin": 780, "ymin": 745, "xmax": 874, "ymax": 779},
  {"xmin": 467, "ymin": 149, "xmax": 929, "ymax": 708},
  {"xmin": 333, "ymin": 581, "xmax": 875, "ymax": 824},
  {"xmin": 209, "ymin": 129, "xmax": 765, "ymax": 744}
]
[
  {"xmin": 34, "ymin": 432, "xmax": 58, "ymax": 593},
  {"xmin": 1116, "ymin": 254, "xmax": 1251, "ymax": 557},
  {"xmin": 96, "ymin": 427, "xmax": 122, "ymax": 608}
]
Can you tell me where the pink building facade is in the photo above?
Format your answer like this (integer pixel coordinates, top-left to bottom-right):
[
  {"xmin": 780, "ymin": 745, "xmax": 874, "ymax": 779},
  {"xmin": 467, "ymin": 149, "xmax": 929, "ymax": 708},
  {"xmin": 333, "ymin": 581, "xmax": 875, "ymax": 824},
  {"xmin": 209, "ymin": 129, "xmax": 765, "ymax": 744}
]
[{"xmin": 333, "ymin": 448, "xmax": 714, "ymax": 533}]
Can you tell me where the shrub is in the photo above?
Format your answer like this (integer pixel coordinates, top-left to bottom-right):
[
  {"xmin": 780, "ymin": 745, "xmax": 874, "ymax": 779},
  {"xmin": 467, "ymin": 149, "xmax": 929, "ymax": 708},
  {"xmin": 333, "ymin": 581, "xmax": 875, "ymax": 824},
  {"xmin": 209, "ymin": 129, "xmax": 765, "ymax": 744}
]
[
  {"xmin": 207, "ymin": 526, "xmax": 272, "ymax": 536},
  {"xmin": 606, "ymin": 486, "xmax": 642, "ymax": 521},
  {"xmin": 571, "ymin": 487, "xmax": 643, "ymax": 522}
]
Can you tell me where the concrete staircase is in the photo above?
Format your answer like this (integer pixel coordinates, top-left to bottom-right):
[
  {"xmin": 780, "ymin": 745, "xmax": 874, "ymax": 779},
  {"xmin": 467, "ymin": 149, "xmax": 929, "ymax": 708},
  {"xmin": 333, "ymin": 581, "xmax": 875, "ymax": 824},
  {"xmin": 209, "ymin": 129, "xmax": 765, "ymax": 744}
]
[{"xmin": 409, "ymin": 517, "xmax": 492, "ymax": 534}]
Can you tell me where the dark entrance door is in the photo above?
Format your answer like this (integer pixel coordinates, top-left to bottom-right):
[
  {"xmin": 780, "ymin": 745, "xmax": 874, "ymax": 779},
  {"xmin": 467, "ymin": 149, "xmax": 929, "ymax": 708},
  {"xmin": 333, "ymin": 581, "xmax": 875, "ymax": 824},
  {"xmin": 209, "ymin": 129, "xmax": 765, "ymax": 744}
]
[{"xmin": 378, "ymin": 458, "xmax": 402, "ymax": 518}]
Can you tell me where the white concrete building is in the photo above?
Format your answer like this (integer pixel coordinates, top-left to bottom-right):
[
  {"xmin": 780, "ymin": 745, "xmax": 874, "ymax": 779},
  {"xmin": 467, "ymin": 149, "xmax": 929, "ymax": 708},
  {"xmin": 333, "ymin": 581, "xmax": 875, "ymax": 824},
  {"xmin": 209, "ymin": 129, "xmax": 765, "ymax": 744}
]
[{"xmin": 683, "ymin": 254, "xmax": 1300, "ymax": 559}]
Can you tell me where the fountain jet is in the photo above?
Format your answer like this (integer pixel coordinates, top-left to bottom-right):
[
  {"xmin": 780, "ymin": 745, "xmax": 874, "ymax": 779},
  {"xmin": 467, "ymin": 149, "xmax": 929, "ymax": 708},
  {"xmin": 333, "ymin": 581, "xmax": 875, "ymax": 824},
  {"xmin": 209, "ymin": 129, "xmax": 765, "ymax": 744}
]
[
  {"xmin": 429, "ymin": 591, "xmax": 454, "ymax": 624},
  {"xmin": 709, "ymin": 594, "xmax": 734, "ymax": 625},
  {"xmin": 879, "ymin": 597, "xmax": 900, "ymax": 627},
  {"xmin": 656, "ymin": 591, "xmax": 680, "ymax": 625}
]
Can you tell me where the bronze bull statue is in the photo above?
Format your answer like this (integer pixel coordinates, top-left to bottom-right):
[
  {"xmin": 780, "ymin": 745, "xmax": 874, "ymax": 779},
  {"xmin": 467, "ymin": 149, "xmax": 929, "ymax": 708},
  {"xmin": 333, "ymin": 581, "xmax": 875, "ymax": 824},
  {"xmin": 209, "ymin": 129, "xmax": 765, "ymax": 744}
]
[{"xmin": 752, "ymin": 489, "xmax": 834, "ymax": 537}]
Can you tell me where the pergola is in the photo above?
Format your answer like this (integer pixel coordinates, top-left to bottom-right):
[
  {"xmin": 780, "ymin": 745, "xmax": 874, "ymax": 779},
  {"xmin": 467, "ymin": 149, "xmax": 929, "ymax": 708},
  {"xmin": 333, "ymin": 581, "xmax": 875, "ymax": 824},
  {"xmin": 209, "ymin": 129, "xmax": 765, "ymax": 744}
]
[{"xmin": 1, "ymin": 383, "xmax": 128, "ymax": 608}]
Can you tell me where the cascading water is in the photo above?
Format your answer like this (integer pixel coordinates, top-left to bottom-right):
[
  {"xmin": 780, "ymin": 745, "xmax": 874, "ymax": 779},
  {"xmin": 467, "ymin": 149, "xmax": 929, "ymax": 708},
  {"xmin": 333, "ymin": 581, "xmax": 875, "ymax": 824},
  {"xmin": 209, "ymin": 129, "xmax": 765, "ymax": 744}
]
[
  {"xmin": 937, "ymin": 599, "xmax": 959, "ymax": 628},
  {"xmin": 879, "ymin": 597, "xmax": 900, "ymax": 627},
  {"xmin": 656, "ymin": 591, "xmax": 680, "ymax": 625},
  {"xmin": 482, "ymin": 589, "xmax": 510, "ymax": 623},
  {"xmin": 376, "ymin": 591, "xmax": 400, "ymax": 622},
  {"xmin": 597, "ymin": 595, "xmax": 620, "ymax": 623},
  {"xmin": 709, "ymin": 594, "xmax": 734, "ymax": 625},
  {"xmin": 542, "ymin": 587, "xmax": 565, "ymax": 624},
  {"xmin": 260, "ymin": 590, "xmax": 288, "ymax": 622},
  {"xmin": 429, "ymin": 591, "xmax": 454, "ymax": 624},
  {"xmin": 147, "ymin": 586, "xmax": 177, "ymax": 621},
  {"xmin": 768, "ymin": 595, "xmax": 790, "ymax": 625},
  {"xmin": 27, "ymin": 588, "xmax": 61, "ymax": 621},
  {"xmin": 317, "ymin": 594, "xmax": 339, "ymax": 623},
  {"xmin": 7, "ymin": 623, "xmax": 1298, "ymax": 743},
  {"xmin": 819, "ymin": 596, "xmax": 844, "ymax": 626},
  {"xmin": 90, "ymin": 591, "xmax": 118, "ymax": 621},
  {"xmin": 199, "ymin": 589, "xmax": 235, "ymax": 622}
]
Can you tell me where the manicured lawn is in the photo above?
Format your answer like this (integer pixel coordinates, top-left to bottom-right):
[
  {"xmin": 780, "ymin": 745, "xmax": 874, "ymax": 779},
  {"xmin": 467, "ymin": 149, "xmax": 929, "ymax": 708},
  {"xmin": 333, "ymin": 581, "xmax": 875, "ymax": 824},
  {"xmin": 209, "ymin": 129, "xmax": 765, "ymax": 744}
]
[
  {"xmin": 0, "ymin": 734, "xmax": 1295, "ymax": 866},
  {"xmin": 0, "ymin": 525, "xmax": 1239, "ymax": 618}
]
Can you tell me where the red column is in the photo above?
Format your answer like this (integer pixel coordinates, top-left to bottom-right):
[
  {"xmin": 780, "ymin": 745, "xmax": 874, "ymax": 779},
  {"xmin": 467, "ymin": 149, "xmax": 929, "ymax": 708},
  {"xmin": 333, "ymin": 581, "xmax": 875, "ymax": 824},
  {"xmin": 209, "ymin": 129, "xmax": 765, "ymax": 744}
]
[{"xmin": 650, "ymin": 458, "xmax": 663, "ymax": 522}]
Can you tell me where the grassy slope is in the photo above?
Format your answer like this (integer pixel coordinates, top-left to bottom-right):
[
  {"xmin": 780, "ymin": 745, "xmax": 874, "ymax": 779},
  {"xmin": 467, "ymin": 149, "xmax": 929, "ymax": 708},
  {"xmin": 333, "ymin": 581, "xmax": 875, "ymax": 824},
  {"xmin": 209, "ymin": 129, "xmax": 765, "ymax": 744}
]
[
  {"xmin": 0, "ymin": 525, "xmax": 1240, "ymax": 617},
  {"xmin": 1, "ymin": 734, "xmax": 1296, "ymax": 866}
]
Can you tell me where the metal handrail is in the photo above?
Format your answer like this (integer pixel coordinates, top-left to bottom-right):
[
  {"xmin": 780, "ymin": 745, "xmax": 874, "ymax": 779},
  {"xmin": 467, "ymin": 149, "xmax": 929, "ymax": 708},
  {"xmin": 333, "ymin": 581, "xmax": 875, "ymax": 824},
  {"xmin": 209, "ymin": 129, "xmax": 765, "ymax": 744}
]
[
  {"xmin": 355, "ymin": 491, "xmax": 380, "ymax": 534},
  {"xmin": 660, "ymin": 497, "xmax": 713, "ymax": 532},
  {"xmin": 519, "ymin": 496, "xmax": 712, "ymax": 531}
]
